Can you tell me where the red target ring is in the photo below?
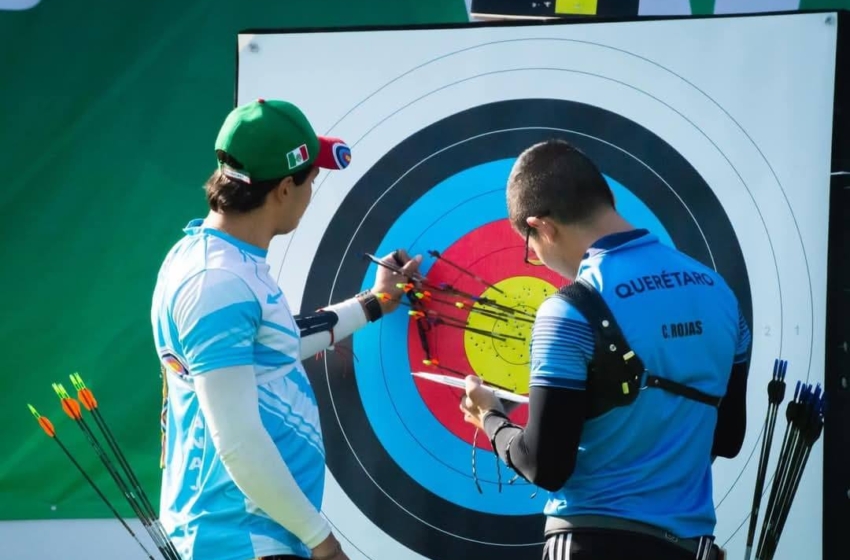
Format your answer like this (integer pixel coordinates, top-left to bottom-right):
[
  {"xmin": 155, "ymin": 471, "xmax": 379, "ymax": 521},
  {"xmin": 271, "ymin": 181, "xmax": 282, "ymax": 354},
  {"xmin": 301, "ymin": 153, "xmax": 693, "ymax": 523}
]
[{"xmin": 407, "ymin": 219, "xmax": 565, "ymax": 447}]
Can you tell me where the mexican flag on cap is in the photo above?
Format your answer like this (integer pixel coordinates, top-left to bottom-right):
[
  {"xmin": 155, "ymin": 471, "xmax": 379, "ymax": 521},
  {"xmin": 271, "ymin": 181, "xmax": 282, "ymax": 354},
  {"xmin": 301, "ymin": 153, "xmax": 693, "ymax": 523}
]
[{"xmin": 287, "ymin": 144, "xmax": 309, "ymax": 170}]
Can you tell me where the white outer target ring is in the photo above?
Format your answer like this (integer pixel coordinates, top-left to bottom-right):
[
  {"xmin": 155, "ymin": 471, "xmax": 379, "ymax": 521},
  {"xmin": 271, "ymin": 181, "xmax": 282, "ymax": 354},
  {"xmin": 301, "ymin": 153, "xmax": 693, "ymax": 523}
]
[
  {"xmin": 239, "ymin": 16, "xmax": 833, "ymax": 559},
  {"xmin": 277, "ymin": 44, "xmax": 797, "ymax": 529}
]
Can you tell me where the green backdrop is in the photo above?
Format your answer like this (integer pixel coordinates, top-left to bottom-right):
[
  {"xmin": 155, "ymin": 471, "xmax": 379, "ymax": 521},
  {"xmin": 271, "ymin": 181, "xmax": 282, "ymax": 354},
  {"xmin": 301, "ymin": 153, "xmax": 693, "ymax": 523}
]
[{"xmin": 0, "ymin": 0, "xmax": 468, "ymax": 521}]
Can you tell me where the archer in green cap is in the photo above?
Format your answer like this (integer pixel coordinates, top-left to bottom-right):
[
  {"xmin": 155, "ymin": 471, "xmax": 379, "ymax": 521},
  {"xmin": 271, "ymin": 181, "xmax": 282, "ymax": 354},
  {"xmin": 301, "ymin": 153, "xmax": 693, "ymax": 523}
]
[
  {"xmin": 204, "ymin": 98, "xmax": 353, "ymax": 241},
  {"xmin": 151, "ymin": 98, "xmax": 421, "ymax": 560}
]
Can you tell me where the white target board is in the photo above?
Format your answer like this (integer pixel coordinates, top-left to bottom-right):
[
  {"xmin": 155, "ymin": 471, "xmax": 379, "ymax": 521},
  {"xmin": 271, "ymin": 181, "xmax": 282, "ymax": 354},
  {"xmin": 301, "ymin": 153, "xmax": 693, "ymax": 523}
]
[{"xmin": 237, "ymin": 12, "xmax": 837, "ymax": 560}]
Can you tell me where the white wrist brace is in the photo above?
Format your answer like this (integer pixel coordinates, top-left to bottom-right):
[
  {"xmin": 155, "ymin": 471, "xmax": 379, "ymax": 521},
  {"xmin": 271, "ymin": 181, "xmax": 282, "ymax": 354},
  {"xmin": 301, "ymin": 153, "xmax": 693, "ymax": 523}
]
[{"xmin": 299, "ymin": 297, "xmax": 368, "ymax": 359}]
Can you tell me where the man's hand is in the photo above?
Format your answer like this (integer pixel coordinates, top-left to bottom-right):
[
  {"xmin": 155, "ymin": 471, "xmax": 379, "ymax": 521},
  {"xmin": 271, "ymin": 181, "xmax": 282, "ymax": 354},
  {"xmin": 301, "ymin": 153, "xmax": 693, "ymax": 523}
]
[
  {"xmin": 370, "ymin": 249, "xmax": 423, "ymax": 314},
  {"xmin": 311, "ymin": 532, "xmax": 349, "ymax": 560},
  {"xmin": 460, "ymin": 375, "xmax": 505, "ymax": 430}
]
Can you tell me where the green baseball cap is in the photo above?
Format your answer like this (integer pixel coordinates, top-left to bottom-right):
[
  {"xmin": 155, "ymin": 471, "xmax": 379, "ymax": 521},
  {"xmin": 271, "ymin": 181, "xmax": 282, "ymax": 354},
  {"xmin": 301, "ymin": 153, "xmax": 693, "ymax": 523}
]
[{"xmin": 214, "ymin": 98, "xmax": 351, "ymax": 183}]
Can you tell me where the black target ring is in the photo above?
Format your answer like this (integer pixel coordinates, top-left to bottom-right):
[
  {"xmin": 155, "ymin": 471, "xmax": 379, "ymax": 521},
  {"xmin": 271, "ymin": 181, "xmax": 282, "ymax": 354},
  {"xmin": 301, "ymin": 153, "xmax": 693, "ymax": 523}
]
[{"xmin": 301, "ymin": 98, "xmax": 752, "ymax": 560}]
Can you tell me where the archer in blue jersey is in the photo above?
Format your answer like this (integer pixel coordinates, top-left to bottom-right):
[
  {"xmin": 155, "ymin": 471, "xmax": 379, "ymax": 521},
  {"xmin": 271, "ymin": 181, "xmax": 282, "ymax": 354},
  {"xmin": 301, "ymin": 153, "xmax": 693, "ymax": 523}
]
[
  {"xmin": 460, "ymin": 139, "xmax": 750, "ymax": 560},
  {"xmin": 531, "ymin": 229, "xmax": 750, "ymax": 536}
]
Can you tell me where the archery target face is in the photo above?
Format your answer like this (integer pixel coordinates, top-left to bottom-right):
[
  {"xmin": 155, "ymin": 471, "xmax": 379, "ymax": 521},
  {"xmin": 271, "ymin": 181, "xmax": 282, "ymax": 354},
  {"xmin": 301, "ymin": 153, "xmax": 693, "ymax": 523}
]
[{"xmin": 239, "ymin": 13, "xmax": 836, "ymax": 560}]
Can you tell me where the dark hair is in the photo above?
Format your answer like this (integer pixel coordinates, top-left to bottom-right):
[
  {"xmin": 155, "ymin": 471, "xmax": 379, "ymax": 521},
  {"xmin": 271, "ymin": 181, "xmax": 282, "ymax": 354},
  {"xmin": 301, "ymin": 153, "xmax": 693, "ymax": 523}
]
[
  {"xmin": 507, "ymin": 139, "xmax": 614, "ymax": 233},
  {"xmin": 204, "ymin": 150, "xmax": 314, "ymax": 213}
]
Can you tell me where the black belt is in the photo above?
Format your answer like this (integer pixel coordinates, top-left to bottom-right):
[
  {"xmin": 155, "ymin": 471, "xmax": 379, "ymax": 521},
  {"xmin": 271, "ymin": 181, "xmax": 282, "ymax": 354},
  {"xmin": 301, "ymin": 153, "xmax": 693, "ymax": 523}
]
[{"xmin": 545, "ymin": 515, "xmax": 721, "ymax": 559}]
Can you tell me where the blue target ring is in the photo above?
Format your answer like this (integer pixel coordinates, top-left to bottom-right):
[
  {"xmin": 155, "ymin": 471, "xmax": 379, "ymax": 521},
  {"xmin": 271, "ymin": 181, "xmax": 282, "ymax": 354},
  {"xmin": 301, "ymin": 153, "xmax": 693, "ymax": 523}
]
[{"xmin": 353, "ymin": 158, "xmax": 673, "ymax": 515}]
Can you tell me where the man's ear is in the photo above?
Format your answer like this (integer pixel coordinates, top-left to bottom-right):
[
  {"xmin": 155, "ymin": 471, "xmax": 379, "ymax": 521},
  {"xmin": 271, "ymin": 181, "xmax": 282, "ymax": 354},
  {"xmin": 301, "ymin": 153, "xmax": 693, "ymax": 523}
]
[
  {"xmin": 272, "ymin": 177, "xmax": 293, "ymax": 202},
  {"xmin": 527, "ymin": 216, "xmax": 557, "ymax": 243}
]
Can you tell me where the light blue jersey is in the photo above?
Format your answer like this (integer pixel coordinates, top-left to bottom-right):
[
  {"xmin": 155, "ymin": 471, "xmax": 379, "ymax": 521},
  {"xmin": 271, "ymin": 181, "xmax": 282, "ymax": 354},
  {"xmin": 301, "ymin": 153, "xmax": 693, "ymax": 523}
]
[
  {"xmin": 530, "ymin": 229, "xmax": 751, "ymax": 538},
  {"xmin": 151, "ymin": 219, "xmax": 324, "ymax": 560}
]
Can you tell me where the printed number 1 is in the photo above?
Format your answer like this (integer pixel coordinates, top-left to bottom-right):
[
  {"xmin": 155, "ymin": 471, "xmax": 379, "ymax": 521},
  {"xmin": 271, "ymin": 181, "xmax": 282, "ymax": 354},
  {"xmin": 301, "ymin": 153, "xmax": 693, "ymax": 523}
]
[{"xmin": 795, "ymin": 325, "xmax": 800, "ymax": 335}]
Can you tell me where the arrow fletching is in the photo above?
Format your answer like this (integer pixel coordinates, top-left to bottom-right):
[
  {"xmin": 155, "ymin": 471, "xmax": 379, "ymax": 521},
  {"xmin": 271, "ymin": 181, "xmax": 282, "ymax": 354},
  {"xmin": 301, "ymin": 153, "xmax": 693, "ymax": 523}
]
[
  {"xmin": 53, "ymin": 383, "xmax": 82, "ymax": 420},
  {"xmin": 79, "ymin": 388, "xmax": 97, "ymax": 411},
  {"xmin": 28, "ymin": 404, "xmax": 57, "ymax": 438},
  {"xmin": 70, "ymin": 373, "xmax": 98, "ymax": 411}
]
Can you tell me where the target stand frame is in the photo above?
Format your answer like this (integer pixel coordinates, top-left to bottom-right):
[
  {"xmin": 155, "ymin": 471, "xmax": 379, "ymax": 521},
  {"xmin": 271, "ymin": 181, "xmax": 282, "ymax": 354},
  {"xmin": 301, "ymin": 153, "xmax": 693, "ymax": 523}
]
[
  {"xmin": 824, "ymin": 10, "xmax": 850, "ymax": 560},
  {"xmin": 235, "ymin": 10, "xmax": 850, "ymax": 560}
]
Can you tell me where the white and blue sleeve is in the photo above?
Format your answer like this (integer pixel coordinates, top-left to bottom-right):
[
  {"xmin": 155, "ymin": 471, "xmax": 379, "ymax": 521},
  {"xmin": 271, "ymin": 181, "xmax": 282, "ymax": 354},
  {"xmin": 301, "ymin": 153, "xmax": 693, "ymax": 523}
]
[
  {"xmin": 529, "ymin": 296, "xmax": 595, "ymax": 391},
  {"xmin": 171, "ymin": 268, "xmax": 262, "ymax": 374}
]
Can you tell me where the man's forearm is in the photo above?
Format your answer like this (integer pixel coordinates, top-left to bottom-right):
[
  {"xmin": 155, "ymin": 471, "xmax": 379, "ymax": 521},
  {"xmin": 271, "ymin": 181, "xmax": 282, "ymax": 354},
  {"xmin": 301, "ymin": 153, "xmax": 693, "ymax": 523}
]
[
  {"xmin": 297, "ymin": 297, "xmax": 369, "ymax": 359},
  {"xmin": 482, "ymin": 386, "xmax": 586, "ymax": 492},
  {"xmin": 481, "ymin": 413, "xmax": 572, "ymax": 492},
  {"xmin": 482, "ymin": 413, "xmax": 526, "ymax": 469}
]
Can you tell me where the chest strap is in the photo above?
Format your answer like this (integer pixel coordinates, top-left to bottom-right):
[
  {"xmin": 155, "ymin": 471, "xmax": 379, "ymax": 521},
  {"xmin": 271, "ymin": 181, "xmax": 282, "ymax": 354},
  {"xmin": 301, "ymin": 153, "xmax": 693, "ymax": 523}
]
[
  {"xmin": 645, "ymin": 375, "xmax": 722, "ymax": 408},
  {"xmin": 555, "ymin": 279, "xmax": 721, "ymax": 419}
]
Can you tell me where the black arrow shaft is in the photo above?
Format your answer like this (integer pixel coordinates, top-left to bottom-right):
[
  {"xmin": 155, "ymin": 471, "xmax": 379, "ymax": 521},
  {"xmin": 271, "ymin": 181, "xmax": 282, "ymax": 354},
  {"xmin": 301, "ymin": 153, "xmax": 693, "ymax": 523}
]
[{"xmin": 51, "ymin": 435, "xmax": 159, "ymax": 559}]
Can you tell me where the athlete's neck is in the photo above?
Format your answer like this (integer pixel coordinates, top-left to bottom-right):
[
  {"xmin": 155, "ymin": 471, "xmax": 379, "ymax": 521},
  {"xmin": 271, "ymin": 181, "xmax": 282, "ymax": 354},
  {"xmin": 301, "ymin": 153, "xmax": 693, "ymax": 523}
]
[
  {"xmin": 203, "ymin": 211, "xmax": 276, "ymax": 251},
  {"xmin": 561, "ymin": 210, "xmax": 635, "ymax": 276},
  {"xmin": 581, "ymin": 210, "xmax": 636, "ymax": 251}
]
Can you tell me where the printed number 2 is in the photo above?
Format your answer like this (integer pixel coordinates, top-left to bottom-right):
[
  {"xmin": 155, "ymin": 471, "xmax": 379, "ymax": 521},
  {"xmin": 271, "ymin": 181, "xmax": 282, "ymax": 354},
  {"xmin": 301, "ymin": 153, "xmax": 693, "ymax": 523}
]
[{"xmin": 763, "ymin": 325, "xmax": 801, "ymax": 336}]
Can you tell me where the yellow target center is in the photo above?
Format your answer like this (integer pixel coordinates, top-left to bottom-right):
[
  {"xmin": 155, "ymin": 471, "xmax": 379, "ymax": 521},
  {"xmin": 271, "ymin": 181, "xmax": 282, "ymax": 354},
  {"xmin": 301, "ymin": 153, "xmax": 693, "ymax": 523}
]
[{"xmin": 463, "ymin": 276, "xmax": 557, "ymax": 394}]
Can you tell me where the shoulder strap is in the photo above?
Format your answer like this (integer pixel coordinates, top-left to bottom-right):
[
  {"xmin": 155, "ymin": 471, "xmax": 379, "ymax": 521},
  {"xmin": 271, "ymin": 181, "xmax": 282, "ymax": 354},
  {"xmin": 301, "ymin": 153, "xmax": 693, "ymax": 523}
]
[{"xmin": 555, "ymin": 279, "xmax": 645, "ymax": 418}]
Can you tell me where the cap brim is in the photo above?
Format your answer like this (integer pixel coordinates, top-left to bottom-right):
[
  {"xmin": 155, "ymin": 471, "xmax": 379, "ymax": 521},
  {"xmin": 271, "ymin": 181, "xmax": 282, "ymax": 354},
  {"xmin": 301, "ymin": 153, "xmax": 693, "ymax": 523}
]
[{"xmin": 314, "ymin": 136, "xmax": 352, "ymax": 170}]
